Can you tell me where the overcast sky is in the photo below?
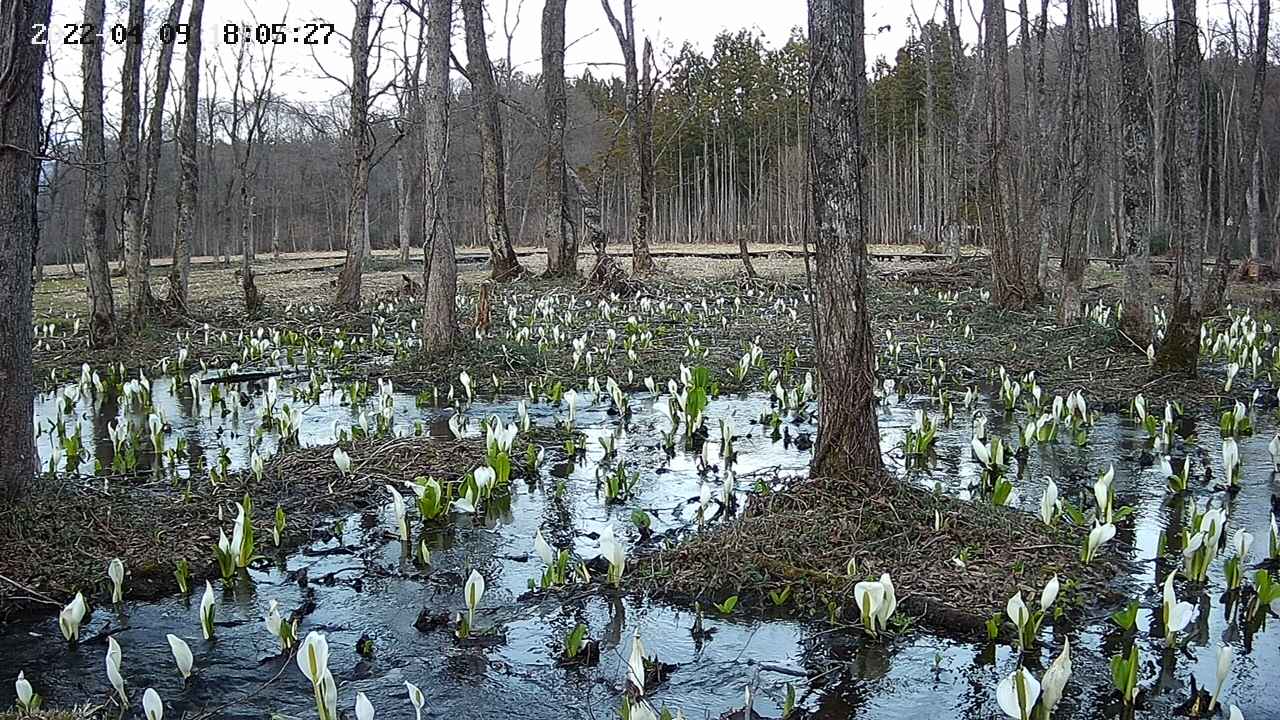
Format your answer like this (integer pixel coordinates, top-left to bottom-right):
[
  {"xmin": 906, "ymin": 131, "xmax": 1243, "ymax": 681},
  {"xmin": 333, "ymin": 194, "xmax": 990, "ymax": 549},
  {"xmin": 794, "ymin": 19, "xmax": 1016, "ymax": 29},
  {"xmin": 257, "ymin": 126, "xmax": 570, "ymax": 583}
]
[{"xmin": 41, "ymin": 0, "xmax": 1259, "ymax": 123}]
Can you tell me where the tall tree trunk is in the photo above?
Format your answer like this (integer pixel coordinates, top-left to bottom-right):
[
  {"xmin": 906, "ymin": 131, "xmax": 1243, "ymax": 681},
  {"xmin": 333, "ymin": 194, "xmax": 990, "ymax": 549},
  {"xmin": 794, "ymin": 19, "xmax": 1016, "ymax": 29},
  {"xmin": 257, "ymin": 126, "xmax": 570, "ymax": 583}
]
[
  {"xmin": 397, "ymin": 151, "xmax": 411, "ymax": 263},
  {"xmin": 80, "ymin": 0, "xmax": 116, "ymax": 344},
  {"xmin": 141, "ymin": 0, "xmax": 185, "ymax": 270},
  {"xmin": 1156, "ymin": 0, "xmax": 1205, "ymax": 373},
  {"xmin": 1116, "ymin": 0, "xmax": 1153, "ymax": 343},
  {"xmin": 602, "ymin": 0, "xmax": 656, "ymax": 274},
  {"xmin": 984, "ymin": 0, "xmax": 1027, "ymax": 309},
  {"xmin": 120, "ymin": 0, "xmax": 149, "ymax": 324},
  {"xmin": 336, "ymin": 0, "xmax": 374, "ymax": 310},
  {"xmin": 0, "ymin": 0, "xmax": 52, "ymax": 498},
  {"xmin": 1055, "ymin": 0, "xmax": 1091, "ymax": 324},
  {"xmin": 542, "ymin": 0, "xmax": 576, "ymax": 277},
  {"xmin": 422, "ymin": 0, "xmax": 460, "ymax": 351},
  {"xmin": 634, "ymin": 37, "xmax": 656, "ymax": 273},
  {"xmin": 808, "ymin": 0, "xmax": 882, "ymax": 476},
  {"xmin": 240, "ymin": 184, "xmax": 261, "ymax": 312},
  {"xmin": 167, "ymin": 0, "xmax": 204, "ymax": 307},
  {"xmin": 1204, "ymin": 0, "xmax": 1268, "ymax": 313},
  {"xmin": 462, "ymin": 0, "xmax": 524, "ymax": 281}
]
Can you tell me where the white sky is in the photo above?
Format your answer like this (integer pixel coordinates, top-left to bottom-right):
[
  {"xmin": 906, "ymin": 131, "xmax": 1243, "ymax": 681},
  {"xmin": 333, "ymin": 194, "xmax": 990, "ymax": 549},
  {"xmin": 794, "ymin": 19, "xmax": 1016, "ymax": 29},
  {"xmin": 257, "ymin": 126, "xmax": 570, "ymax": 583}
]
[{"xmin": 41, "ymin": 0, "xmax": 1262, "ymax": 123}]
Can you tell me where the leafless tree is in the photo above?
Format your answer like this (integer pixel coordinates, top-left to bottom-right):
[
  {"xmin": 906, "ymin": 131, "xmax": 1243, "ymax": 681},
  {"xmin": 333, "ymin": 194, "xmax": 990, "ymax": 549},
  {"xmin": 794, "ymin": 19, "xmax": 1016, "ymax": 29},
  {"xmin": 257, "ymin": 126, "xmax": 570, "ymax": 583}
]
[
  {"xmin": 461, "ymin": 0, "xmax": 525, "ymax": 281},
  {"xmin": 1115, "ymin": 0, "xmax": 1153, "ymax": 342},
  {"xmin": 0, "ymin": 0, "xmax": 52, "ymax": 499},
  {"xmin": 336, "ymin": 0, "xmax": 376, "ymax": 310},
  {"xmin": 1156, "ymin": 0, "xmax": 1205, "ymax": 372},
  {"xmin": 602, "ymin": 0, "xmax": 656, "ymax": 273},
  {"xmin": 80, "ymin": 0, "xmax": 117, "ymax": 344},
  {"xmin": 542, "ymin": 0, "xmax": 575, "ymax": 277},
  {"xmin": 1204, "ymin": 0, "xmax": 1268, "ymax": 311},
  {"xmin": 808, "ymin": 0, "xmax": 881, "ymax": 476},
  {"xmin": 1053, "ymin": 0, "xmax": 1091, "ymax": 324},
  {"xmin": 167, "ymin": 0, "xmax": 206, "ymax": 306},
  {"xmin": 421, "ymin": 0, "xmax": 461, "ymax": 349},
  {"xmin": 141, "ymin": 0, "xmax": 186, "ymax": 277},
  {"xmin": 120, "ymin": 0, "xmax": 149, "ymax": 323}
]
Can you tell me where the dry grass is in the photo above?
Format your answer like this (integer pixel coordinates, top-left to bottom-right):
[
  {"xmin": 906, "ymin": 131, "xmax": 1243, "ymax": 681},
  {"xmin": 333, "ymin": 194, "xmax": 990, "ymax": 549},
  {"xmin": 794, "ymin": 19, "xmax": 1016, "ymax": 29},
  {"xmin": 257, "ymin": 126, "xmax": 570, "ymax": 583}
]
[
  {"xmin": 0, "ymin": 434, "xmax": 501, "ymax": 618},
  {"xmin": 635, "ymin": 470, "xmax": 1116, "ymax": 634}
]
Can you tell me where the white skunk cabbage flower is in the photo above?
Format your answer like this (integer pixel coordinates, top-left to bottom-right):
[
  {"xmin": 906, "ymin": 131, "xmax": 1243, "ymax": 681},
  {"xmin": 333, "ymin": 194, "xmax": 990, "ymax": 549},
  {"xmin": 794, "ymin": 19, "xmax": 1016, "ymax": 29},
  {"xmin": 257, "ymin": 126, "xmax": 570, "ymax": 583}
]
[
  {"xmin": 143, "ymin": 687, "xmax": 163, "ymax": 720},
  {"xmin": 405, "ymin": 681, "xmax": 426, "ymax": 720},
  {"xmin": 59, "ymin": 592, "xmax": 87, "ymax": 642},
  {"xmin": 333, "ymin": 447, "xmax": 352, "ymax": 476},
  {"xmin": 1039, "ymin": 641, "xmax": 1071, "ymax": 717},
  {"xmin": 465, "ymin": 570, "xmax": 486, "ymax": 628},
  {"xmin": 355, "ymin": 691, "xmax": 375, "ymax": 720},
  {"xmin": 1210, "ymin": 643, "xmax": 1233, "ymax": 710},
  {"xmin": 534, "ymin": 529, "xmax": 555, "ymax": 566},
  {"xmin": 105, "ymin": 636, "xmax": 127, "ymax": 704},
  {"xmin": 1083, "ymin": 522, "xmax": 1116, "ymax": 563},
  {"xmin": 108, "ymin": 558, "xmax": 125, "ymax": 603},
  {"xmin": 166, "ymin": 634, "xmax": 193, "ymax": 679},
  {"xmin": 996, "ymin": 666, "xmax": 1040, "ymax": 720},
  {"xmin": 627, "ymin": 630, "xmax": 647, "ymax": 696},
  {"xmin": 199, "ymin": 582, "xmax": 216, "ymax": 640},
  {"xmin": 1161, "ymin": 572, "xmax": 1194, "ymax": 646},
  {"xmin": 1041, "ymin": 575, "xmax": 1059, "ymax": 611},
  {"xmin": 387, "ymin": 485, "xmax": 408, "ymax": 542},
  {"xmin": 1040, "ymin": 478, "xmax": 1060, "ymax": 527},
  {"xmin": 297, "ymin": 631, "xmax": 330, "ymax": 684},
  {"xmin": 15, "ymin": 671, "xmax": 35, "ymax": 711}
]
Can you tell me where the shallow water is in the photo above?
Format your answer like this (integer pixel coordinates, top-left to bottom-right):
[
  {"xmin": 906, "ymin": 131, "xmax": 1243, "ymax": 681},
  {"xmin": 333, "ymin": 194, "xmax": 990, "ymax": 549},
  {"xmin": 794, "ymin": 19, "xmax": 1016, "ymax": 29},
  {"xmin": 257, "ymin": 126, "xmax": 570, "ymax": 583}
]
[{"xmin": 7, "ymin": 373, "xmax": 1280, "ymax": 719}]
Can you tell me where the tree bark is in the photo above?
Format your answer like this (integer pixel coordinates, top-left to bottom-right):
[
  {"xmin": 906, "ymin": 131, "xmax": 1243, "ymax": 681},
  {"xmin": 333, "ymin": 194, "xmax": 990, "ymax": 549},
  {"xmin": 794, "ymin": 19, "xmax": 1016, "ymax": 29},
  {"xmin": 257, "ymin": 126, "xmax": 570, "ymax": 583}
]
[
  {"xmin": 167, "ymin": 0, "xmax": 204, "ymax": 307},
  {"xmin": 120, "ymin": 0, "xmax": 149, "ymax": 324},
  {"xmin": 1115, "ymin": 0, "xmax": 1153, "ymax": 343},
  {"xmin": 336, "ymin": 0, "xmax": 374, "ymax": 310},
  {"xmin": 80, "ymin": 0, "xmax": 116, "ymax": 344},
  {"xmin": 1054, "ymin": 0, "xmax": 1091, "ymax": 324},
  {"xmin": 1204, "ymin": 0, "xmax": 1268, "ymax": 312},
  {"xmin": 984, "ymin": 0, "xmax": 1027, "ymax": 309},
  {"xmin": 602, "ymin": 0, "xmax": 656, "ymax": 274},
  {"xmin": 462, "ymin": 0, "xmax": 524, "ymax": 281},
  {"xmin": 808, "ymin": 0, "xmax": 882, "ymax": 476},
  {"xmin": 141, "ymin": 0, "xmax": 185, "ymax": 273},
  {"xmin": 542, "ymin": 0, "xmax": 576, "ymax": 277},
  {"xmin": 1155, "ymin": 0, "xmax": 1205, "ymax": 374},
  {"xmin": 0, "ymin": 0, "xmax": 52, "ymax": 499},
  {"xmin": 422, "ymin": 0, "xmax": 461, "ymax": 351},
  {"xmin": 635, "ymin": 37, "xmax": 656, "ymax": 273}
]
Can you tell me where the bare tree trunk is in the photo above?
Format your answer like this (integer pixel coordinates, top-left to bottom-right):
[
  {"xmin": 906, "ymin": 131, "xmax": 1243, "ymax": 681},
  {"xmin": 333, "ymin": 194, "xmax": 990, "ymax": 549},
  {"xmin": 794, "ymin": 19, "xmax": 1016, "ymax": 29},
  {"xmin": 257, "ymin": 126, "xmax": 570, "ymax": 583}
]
[
  {"xmin": 80, "ymin": 0, "xmax": 116, "ymax": 344},
  {"xmin": 1247, "ymin": 147, "xmax": 1261, "ymax": 260},
  {"xmin": 167, "ymin": 0, "xmax": 204, "ymax": 307},
  {"xmin": 808, "ymin": 0, "xmax": 882, "ymax": 476},
  {"xmin": 1156, "ymin": 0, "xmax": 1205, "ymax": 373},
  {"xmin": 1055, "ymin": 0, "xmax": 1091, "ymax": 324},
  {"xmin": 462, "ymin": 0, "xmax": 524, "ymax": 281},
  {"xmin": 634, "ymin": 37, "xmax": 657, "ymax": 273},
  {"xmin": 602, "ymin": 0, "xmax": 656, "ymax": 274},
  {"xmin": 141, "ymin": 0, "xmax": 185, "ymax": 270},
  {"xmin": 0, "ymin": 0, "xmax": 51, "ymax": 498},
  {"xmin": 1204, "ymin": 0, "xmax": 1268, "ymax": 312},
  {"xmin": 422, "ymin": 0, "xmax": 460, "ymax": 351},
  {"xmin": 1116, "ymin": 0, "xmax": 1153, "ymax": 343},
  {"xmin": 984, "ymin": 0, "xmax": 1027, "ymax": 309},
  {"xmin": 542, "ymin": 0, "xmax": 576, "ymax": 277},
  {"xmin": 397, "ymin": 150, "xmax": 411, "ymax": 263},
  {"xmin": 336, "ymin": 0, "xmax": 374, "ymax": 310},
  {"xmin": 120, "ymin": 0, "xmax": 149, "ymax": 324},
  {"xmin": 240, "ymin": 186, "xmax": 261, "ymax": 313}
]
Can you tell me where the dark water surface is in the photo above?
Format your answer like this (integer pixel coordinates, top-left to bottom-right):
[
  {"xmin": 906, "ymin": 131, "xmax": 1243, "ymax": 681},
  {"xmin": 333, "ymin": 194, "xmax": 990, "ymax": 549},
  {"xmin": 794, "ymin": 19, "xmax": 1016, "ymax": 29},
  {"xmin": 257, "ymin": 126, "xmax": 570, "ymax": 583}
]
[{"xmin": 6, "ymin": 373, "xmax": 1278, "ymax": 719}]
